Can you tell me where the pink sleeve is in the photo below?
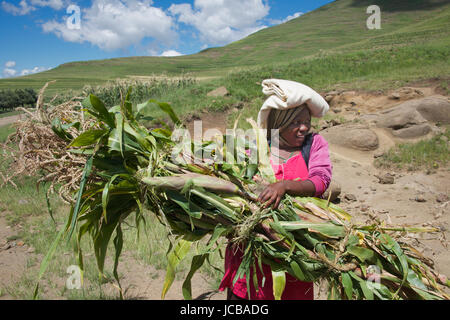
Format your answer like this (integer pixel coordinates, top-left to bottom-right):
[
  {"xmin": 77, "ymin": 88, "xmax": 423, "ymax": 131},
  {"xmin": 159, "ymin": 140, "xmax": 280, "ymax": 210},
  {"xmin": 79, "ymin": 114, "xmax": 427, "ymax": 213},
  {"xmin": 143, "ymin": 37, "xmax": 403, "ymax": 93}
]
[{"xmin": 307, "ymin": 134, "xmax": 332, "ymax": 197}]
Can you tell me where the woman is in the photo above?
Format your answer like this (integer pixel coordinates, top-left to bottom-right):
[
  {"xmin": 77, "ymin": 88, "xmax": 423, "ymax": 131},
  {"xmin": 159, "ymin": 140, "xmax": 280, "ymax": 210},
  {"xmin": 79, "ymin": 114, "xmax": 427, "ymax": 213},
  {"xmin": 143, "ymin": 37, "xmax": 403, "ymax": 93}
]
[{"xmin": 219, "ymin": 79, "xmax": 332, "ymax": 300}]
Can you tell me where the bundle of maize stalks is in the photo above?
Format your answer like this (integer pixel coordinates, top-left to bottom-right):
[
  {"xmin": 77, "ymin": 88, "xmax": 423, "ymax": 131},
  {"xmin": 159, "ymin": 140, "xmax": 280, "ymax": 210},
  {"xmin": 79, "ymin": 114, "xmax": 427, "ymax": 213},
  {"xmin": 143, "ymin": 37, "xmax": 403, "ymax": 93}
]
[{"xmin": 3, "ymin": 84, "xmax": 449, "ymax": 300}]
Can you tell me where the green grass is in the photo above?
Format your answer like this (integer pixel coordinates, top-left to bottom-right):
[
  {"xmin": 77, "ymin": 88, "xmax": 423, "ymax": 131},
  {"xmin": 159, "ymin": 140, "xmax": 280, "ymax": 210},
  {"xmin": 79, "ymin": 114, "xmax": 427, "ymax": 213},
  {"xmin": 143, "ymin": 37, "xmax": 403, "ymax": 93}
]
[
  {"xmin": 0, "ymin": 110, "xmax": 24, "ymax": 119},
  {"xmin": 375, "ymin": 127, "xmax": 450, "ymax": 171},
  {"xmin": 0, "ymin": 125, "xmax": 15, "ymax": 143}
]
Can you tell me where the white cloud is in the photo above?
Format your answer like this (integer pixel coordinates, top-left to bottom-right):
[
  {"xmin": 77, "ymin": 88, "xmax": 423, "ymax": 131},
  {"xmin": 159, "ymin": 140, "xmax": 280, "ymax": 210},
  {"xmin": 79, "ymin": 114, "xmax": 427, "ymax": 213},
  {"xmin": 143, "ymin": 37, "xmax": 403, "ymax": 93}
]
[
  {"xmin": 1, "ymin": 0, "xmax": 64, "ymax": 15},
  {"xmin": 3, "ymin": 68, "xmax": 17, "ymax": 77},
  {"xmin": 5, "ymin": 60, "xmax": 16, "ymax": 68},
  {"xmin": 2, "ymin": 61, "xmax": 49, "ymax": 78},
  {"xmin": 20, "ymin": 66, "xmax": 49, "ymax": 76},
  {"xmin": 42, "ymin": 0, "xmax": 178, "ymax": 51},
  {"xmin": 269, "ymin": 11, "xmax": 304, "ymax": 25},
  {"xmin": 168, "ymin": 0, "xmax": 270, "ymax": 46},
  {"xmin": 160, "ymin": 50, "xmax": 183, "ymax": 57},
  {"xmin": 30, "ymin": 0, "xmax": 64, "ymax": 10},
  {"xmin": 1, "ymin": 0, "xmax": 35, "ymax": 15}
]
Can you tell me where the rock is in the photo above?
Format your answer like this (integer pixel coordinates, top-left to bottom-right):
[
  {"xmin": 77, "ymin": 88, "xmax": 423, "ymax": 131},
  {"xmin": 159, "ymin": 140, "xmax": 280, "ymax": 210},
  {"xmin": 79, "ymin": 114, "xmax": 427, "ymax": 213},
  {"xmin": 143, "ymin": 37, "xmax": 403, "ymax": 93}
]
[
  {"xmin": 436, "ymin": 193, "xmax": 449, "ymax": 203},
  {"xmin": 377, "ymin": 95, "xmax": 450, "ymax": 131},
  {"xmin": 330, "ymin": 118, "xmax": 342, "ymax": 126},
  {"xmin": 391, "ymin": 123, "xmax": 432, "ymax": 138},
  {"xmin": 375, "ymin": 173, "xmax": 395, "ymax": 184},
  {"xmin": 27, "ymin": 247, "xmax": 35, "ymax": 253},
  {"xmin": 360, "ymin": 204, "xmax": 370, "ymax": 212},
  {"xmin": 321, "ymin": 124, "xmax": 379, "ymax": 151},
  {"xmin": 323, "ymin": 180, "xmax": 341, "ymax": 202},
  {"xmin": 415, "ymin": 96, "xmax": 450, "ymax": 123},
  {"xmin": 414, "ymin": 195, "xmax": 426, "ymax": 203},
  {"xmin": 1, "ymin": 243, "xmax": 12, "ymax": 251},
  {"xmin": 373, "ymin": 150, "xmax": 385, "ymax": 158},
  {"xmin": 325, "ymin": 95, "xmax": 334, "ymax": 103},
  {"xmin": 375, "ymin": 95, "xmax": 450, "ymax": 138},
  {"xmin": 389, "ymin": 92, "xmax": 401, "ymax": 100},
  {"xmin": 388, "ymin": 87, "xmax": 424, "ymax": 100},
  {"xmin": 344, "ymin": 193, "xmax": 357, "ymax": 202},
  {"xmin": 207, "ymin": 86, "xmax": 229, "ymax": 97},
  {"xmin": 231, "ymin": 102, "xmax": 244, "ymax": 109},
  {"xmin": 377, "ymin": 107, "xmax": 427, "ymax": 130}
]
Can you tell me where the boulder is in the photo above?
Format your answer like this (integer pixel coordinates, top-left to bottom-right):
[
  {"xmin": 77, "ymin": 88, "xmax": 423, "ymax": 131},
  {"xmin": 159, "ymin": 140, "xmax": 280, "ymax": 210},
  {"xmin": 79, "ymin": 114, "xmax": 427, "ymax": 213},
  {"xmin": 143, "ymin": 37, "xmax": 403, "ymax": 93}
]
[
  {"xmin": 207, "ymin": 86, "xmax": 229, "ymax": 97},
  {"xmin": 375, "ymin": 95, "xmax": 450, "ymax": 138},
  {"xmin": 321, "ymin": 124, "xmax": 379, "ymax": 151},
  {"xmin": 391, "ymin": 123, "xmax": 432, "ymax": 139}
]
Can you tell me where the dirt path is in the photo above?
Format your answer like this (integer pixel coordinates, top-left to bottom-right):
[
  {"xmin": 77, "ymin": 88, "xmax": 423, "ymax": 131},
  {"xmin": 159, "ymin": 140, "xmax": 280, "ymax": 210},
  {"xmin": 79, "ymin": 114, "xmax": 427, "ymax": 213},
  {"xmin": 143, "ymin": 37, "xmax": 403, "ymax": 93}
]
[{"xmin": 0, "ymin": 115, "xmax": 22, "ymax": 128}]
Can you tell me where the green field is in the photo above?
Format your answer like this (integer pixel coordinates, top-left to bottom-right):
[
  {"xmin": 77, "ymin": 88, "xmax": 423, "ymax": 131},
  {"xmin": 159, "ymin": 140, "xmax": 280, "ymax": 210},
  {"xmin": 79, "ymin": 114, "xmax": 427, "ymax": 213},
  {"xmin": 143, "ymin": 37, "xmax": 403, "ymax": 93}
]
[{"xmin": 0, "ymin": 0, "xmax": 449, "ymax": 98}]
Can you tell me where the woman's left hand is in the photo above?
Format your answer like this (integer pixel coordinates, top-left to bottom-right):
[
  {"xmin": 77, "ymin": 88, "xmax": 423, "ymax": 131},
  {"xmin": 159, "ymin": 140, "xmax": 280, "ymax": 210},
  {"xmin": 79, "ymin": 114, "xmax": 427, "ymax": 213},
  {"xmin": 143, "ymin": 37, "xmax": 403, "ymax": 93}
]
[{"xmin": 257, "ymin": 181, "xmax": 287, "ymax": 209}]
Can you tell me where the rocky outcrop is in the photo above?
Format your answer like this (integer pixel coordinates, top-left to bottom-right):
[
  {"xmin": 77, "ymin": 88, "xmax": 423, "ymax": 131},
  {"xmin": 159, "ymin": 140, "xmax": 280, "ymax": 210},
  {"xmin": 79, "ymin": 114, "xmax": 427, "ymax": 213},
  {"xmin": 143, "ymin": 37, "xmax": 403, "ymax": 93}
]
[{"xmin": 375, "ymin": 95, "xmax": 450, "ymax": 138}]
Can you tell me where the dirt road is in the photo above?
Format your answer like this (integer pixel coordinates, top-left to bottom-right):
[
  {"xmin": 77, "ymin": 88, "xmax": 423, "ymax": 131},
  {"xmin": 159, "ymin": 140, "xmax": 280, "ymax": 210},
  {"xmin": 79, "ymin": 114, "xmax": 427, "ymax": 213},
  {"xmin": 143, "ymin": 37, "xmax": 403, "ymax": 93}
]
[{"xmin": 0, "ymin": 115, "xmax": 22, "ymax": 128}]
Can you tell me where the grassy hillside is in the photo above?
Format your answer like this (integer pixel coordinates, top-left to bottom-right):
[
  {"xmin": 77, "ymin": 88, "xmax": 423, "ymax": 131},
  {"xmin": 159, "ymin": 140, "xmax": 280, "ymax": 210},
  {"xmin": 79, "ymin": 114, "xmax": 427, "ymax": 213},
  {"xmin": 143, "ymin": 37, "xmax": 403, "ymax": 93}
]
[{"xmin": 1, "ymin": 0, "xmax": 449, "ymax": 96}]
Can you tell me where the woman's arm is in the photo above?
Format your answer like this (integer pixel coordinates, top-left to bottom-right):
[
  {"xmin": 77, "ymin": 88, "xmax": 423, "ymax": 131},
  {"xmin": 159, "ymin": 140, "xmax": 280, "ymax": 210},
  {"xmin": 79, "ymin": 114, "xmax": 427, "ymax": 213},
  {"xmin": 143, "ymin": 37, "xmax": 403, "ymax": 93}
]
[
  {"xmin": 307, "ymin": 134, "xmax": 332, "ymax": 197},
  {"xmin": 258, "ymin": 134, "xmax": 332, "ymax": 209},
  {"xmin": 257, "ymin": 180, "xmax": 315, "ymax": 209}
]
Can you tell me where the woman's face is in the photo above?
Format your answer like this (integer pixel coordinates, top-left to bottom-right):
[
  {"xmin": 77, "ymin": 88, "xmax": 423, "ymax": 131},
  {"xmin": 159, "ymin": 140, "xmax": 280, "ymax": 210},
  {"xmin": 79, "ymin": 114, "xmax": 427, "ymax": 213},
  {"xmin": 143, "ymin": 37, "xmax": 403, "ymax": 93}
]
[{"xmin": 280, "ymin": 107, "xmax": 311, "ymax": 148}]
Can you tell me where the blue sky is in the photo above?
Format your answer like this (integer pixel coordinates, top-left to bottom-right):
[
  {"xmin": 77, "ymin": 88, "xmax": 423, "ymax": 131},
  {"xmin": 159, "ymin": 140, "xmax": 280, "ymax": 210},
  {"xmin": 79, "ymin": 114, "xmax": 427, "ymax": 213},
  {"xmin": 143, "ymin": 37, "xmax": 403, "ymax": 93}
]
[{"xmin": 0, "ymin": 0, "xmax": 334, "ymax": 78}]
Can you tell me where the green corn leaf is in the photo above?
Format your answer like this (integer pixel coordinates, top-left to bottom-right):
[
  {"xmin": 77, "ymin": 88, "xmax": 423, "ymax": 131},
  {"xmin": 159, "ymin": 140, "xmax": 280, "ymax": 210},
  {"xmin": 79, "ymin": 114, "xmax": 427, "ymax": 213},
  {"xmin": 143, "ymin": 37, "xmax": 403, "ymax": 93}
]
[
  {"xmin": 51, "ymin": 118, "xmax": 74, "ymax": 141},
  {"xmin": 115, "ymin": 112, "xmax": 125, "ymax": 157},
  {"xmin": 33, "ymin": 226, "xmax": 65, "ymax": 299},
  {"xmin": 247, "ymin": 118, "xmax": 275, "ymax": 183},
  {"xmin": 113, "ymin": 223, "xmax": 124, "ymax": 300},
  {"xmin": 342, "ymin": 272, "xmax": 353, "ymax": 300},
  {"xmin": 67, "ymin": 154, "xmax": 94, "ymax": 241},
  {"xmin": 380, "ymin": 234, "xmax": 409, "ymax": 296},
  {"xmin": 89, "ymin": 94, "xmax": 115, "ymax": 128},
  {"xmin": 162, "ymin": 238, "xmax": 193, "ymax": 299},
  {"xmin": 166, "ymin": 190, "xmax": 202, "ymax": 220},
  {"xmin": 69, "ymin": 129, "xmax": 107, "ymax": 148},
  {"xmin": 349, "ymin": 271, "xmax": 374, "ymax": 300},
  {"xmin": 289, "ymin": 260, "xmax": 307, "ymax": 282},
  {"xmin": 347, "ymin": 245, "xmax": 377, "ymax": 263},
  {"xmin": 182, "ymin": 254, "xmax": 208, "ymax": 300},
  {"xmin": 278, "ymin": 221, "xmax": 346, "ymax": 238},
  {"xmin": 101, "ymin": 174, "xmax": 124, "ymax": 223},
  {"xmin": 272, "ymin": 269, "xmax": 286, "ymax": 300},
  {"xmin": 148, "ymin": 99, "xmax": 181, "ymax": 126}
]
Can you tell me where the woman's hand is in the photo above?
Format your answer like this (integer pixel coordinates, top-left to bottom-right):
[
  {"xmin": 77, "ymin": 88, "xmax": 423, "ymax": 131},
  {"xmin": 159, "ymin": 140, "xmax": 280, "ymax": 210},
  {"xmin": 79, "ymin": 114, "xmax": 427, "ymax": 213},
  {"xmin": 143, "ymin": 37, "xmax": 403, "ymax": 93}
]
[{"xmin": 257, "ymin": 181, "xmax": 287, "ymax": 210}]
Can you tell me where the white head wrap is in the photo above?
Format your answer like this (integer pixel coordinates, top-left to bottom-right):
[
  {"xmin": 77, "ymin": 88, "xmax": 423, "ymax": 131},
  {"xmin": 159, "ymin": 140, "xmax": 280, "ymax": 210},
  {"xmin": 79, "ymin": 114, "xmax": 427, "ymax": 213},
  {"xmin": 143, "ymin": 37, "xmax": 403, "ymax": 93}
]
[{"xmin": 257, "ymin": 79, "xmax": 329, "ymax": 129}]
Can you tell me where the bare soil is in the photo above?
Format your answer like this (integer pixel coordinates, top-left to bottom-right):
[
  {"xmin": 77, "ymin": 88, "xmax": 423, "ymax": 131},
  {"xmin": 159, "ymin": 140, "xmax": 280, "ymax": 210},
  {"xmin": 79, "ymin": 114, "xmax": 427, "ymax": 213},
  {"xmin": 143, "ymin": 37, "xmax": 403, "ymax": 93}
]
[{"xmin": 0, "ymin": 83, "xmax": 448, "ymax": 300}]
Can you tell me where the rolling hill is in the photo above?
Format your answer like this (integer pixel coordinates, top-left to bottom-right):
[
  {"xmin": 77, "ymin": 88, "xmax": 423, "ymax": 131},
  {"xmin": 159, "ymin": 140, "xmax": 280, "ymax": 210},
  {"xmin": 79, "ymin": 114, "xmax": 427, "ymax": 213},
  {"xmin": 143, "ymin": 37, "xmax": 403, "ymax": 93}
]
[{"xmin": 0, "ymin": 0, "xmax": 449, "ymax": 96}]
